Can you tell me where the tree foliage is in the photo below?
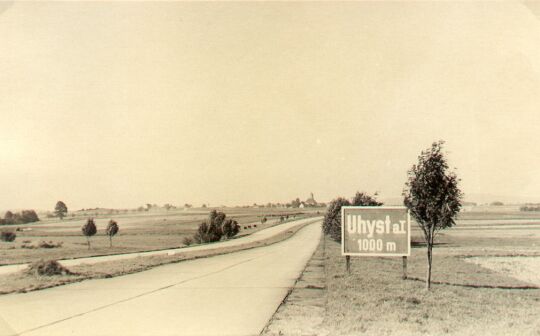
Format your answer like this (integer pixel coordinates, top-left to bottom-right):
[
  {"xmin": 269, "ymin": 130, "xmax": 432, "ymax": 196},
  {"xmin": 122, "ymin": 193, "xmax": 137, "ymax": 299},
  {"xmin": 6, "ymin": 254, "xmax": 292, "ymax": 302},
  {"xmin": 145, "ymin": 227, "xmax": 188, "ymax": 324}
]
[
  {"xmin": 403, "ymin": 140, "xmax": 462, "ymax": 289},
  {"xmin": 82, "ymin": 218, "xmax": 97, "ymax": 249},
  {"xmin": 1, "ymin": 210, "xmax": 40, "ymax": 225},
  {"xmin": 193, "ymin": 210, "xmax": 239, "ymax": 243},
  {"xmin": 323, "ymin": 197, "xmax": 351, "ymax": 241},
  {"xmin": 323, "ymin": 191, "xmax": 383, "ymax": 242},
  {"xmin": 352, "ymin": 192, "xmax": 383, "ymax": 207},
  {"xmin": 222, "ymin": 219, "xmax": 240, "ymax": 238},
  {"xmin": 106, "ymin": 220, "xmax": 119, "ymax": 247},
  {"xmin": 55, "ymin": 201, "xmax": 68, "ymax": 219}
]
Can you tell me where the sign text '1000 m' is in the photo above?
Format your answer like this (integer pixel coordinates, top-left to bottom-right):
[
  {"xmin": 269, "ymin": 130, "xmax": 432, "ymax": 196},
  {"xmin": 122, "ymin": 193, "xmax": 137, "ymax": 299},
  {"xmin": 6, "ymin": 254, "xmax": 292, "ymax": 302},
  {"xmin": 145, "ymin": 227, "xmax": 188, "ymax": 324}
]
[{"xmin": 341, "ymin": 206, "xmax": 411, "ymax": 257}]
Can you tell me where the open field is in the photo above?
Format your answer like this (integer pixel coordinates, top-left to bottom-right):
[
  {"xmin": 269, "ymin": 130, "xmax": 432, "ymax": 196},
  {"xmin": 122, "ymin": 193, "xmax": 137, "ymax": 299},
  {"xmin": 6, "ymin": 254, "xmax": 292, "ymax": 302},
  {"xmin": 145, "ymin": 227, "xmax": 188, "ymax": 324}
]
[
  {"xmin": 0, "ymin": 207, "xmax": 323, "ymax": 265},
  {"xmin": 264, "ymin": 207, "xmax": 540, "ymax": 336}
]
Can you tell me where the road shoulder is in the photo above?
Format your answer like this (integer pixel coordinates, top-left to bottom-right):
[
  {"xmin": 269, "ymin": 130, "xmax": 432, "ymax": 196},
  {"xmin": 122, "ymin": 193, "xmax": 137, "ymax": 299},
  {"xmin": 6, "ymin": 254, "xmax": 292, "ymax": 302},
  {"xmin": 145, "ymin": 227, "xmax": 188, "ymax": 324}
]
[{"xmin": 261, "ymin": 232, "xmax": 328, "ymax": 336}]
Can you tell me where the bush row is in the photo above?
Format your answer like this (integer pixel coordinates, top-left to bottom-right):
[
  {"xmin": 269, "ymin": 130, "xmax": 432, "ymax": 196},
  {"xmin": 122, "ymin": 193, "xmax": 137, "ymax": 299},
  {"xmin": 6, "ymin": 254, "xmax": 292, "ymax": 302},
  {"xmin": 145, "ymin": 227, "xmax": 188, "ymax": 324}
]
[{"xmin": 0, "ymin": 210, "xmax": 40, "ymax": 225}]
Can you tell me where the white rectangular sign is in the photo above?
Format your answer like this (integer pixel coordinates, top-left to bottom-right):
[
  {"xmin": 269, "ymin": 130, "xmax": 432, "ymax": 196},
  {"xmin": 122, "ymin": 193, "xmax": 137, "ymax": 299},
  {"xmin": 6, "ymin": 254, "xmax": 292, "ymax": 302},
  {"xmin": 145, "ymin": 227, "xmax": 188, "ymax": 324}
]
[{"xmin": 341, "ymin": 206, "xmax": 411, "ymax": 256}]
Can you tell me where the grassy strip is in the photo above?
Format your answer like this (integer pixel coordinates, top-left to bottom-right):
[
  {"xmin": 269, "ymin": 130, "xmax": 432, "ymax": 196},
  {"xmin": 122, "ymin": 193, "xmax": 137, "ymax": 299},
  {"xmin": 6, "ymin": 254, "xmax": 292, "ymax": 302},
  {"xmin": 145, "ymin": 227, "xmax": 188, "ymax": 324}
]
[
  {"xmin": 262, "ymin": 235, "xmax": 540, "ymax": 336},
  {"xmin": 321, "ymin": 236, "xmax": 540, "ymax": 335},
  {"xmin": 0, "ymin": 219, "xmax": 318, "ymax": 295}
]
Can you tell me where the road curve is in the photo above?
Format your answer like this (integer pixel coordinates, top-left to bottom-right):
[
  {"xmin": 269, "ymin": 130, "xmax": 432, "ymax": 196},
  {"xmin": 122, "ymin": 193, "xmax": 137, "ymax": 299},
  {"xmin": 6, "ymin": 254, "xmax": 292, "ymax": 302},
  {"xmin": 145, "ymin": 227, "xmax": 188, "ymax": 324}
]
[
  {"xmin": 0, "ymin": 220, "xmax": 322, "ymax": 336},
  {"xmin": 0, "ymin": 217, "xmax": 321, "ymax": 275}
]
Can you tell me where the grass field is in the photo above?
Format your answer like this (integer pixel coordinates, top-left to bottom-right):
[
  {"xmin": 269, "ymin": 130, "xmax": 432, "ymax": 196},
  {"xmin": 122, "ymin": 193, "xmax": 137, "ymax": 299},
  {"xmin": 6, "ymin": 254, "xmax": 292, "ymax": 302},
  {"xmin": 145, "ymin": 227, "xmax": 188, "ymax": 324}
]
[
  {"xmin": 0, "ymin": 207, "xmax": 323, "ymax": 265},
  {"xmin": 264, "ymin": 206, "xmax": 540, "ymax": 336}
]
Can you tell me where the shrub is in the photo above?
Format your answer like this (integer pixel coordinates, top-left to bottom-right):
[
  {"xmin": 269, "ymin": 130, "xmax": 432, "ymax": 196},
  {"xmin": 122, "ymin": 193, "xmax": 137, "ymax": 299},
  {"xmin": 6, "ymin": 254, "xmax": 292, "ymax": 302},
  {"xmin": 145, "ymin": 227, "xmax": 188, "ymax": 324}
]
[
  {"xmin": 106, "ymin": 220, "xmax": 119, "ymax": 247},
  {"xmin": 323, "ymin": 192, "xmax": 382, "ymax": 242},
  {"xmin": 182, "ymin": 236, "xmax": 193, "ymax": 246},
  {"xmin": 1, "ymin": 231, "xmax": 16, "ymax": 242},
  {"xmin": 26, "ymin": 260, "xmax": 73, "ymax": 276},
  {"xmin": 322, "ymin": 197, "xmax": 351, "ymax": 241},
  {"xmin": 261, "ymin": 216, "xmax": 267, "ymax": 224},
  {"xmin": 82, "ymin": 218, "xmax": 97, "ymax": 249},
  {"xmin": 20, "ymin": 210, "xmax": 39, "ymax": 223},
  {"xmin": 193, "ymin": 210, "xmax": 239, "ymax": 243},
  {"xmin": 38, "ymin": 241, "xmax": 63, "ymax": 248},
  {"xmin": 222, "ymin": 219, "xmax": 240, "ymax": 238},
  {"xmin": 2, "ymin": 210, "xmax": 40, "ymax": 225}
]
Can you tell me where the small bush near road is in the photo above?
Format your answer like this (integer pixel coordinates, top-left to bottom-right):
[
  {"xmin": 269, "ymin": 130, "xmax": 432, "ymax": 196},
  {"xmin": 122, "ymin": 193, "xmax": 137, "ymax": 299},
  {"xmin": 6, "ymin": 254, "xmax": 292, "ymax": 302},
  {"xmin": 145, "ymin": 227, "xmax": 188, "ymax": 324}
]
[
  {"xmin": 182, "ymin": 236, "xmax": 193, "ymax": 246},
  {"xmin": 26, "ymin": 260, "xmax": 73, "ymax": 276},
  {"xmin": 1, "ymin": 231, "xmax": 16, "ymax": 242},
  {"xmin": 222, "ymin": 219, "xmax": 240, "ymax": 238},
  {"xmin": 193, "ymin": 210, "xmax": 240, "ymax": 243}
]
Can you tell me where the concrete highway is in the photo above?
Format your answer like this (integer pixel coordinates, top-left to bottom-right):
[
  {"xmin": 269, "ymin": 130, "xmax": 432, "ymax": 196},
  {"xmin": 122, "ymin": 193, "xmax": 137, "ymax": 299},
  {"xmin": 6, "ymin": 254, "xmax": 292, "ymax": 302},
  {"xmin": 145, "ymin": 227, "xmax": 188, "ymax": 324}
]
[{"xmin": 0, "ymin": 220, "xmax": 322, "ymax": 336}]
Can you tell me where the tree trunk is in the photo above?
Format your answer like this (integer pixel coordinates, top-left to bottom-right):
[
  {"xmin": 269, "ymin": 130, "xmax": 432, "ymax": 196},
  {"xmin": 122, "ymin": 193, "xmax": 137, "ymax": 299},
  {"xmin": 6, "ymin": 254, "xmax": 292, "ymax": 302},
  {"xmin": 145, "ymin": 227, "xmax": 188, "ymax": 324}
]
[
  {"xmin": 426, "ymin": 225, "xmax": 436, "ymax": 290},
  {"xmin": 426, "ymin": 243, "xmax": 432, "ymax": 289},
  {"xmin": 109, "ymin": 235, "xmax": 112, "ymax": 247},
  {"xmin": 87, "ymin": 236, "xmax": 90, "ymax": 250}
]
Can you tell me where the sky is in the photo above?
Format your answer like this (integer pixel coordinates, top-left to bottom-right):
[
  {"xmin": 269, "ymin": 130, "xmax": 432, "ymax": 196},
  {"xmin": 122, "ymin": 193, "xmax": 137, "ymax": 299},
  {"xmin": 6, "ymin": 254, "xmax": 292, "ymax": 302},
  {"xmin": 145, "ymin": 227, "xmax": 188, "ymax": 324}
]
[{"xmin": 1, "ymin": 1, "xmax": 540, "ymax": 211}]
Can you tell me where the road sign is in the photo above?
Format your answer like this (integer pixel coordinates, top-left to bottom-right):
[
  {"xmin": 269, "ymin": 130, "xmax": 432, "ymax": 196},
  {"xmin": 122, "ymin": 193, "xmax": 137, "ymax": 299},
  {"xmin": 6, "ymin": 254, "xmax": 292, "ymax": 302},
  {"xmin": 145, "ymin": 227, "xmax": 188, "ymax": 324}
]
[{"xmin": 341, "ymin": 206, "xmax": 410, "ymax": 256}]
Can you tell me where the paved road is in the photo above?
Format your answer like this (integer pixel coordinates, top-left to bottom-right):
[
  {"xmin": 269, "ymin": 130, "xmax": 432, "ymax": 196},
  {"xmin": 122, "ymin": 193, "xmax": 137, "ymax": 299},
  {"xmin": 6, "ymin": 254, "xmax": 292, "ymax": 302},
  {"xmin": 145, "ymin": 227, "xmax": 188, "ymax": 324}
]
[
  {"xmin": 0, "ymin": 220, "xmax": 322, "ymax": 336},
  {"xmin": 0, "ymin": 217, "xmax": 321, "ymax": 275}
]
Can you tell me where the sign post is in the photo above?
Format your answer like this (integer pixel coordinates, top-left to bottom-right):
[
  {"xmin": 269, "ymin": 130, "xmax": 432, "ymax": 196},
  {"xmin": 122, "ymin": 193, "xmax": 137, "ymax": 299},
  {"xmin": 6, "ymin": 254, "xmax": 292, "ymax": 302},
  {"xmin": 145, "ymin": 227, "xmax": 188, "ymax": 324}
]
[{"xmin": 341, "ymin": 206, "xmax": 411, "ymax": 277}]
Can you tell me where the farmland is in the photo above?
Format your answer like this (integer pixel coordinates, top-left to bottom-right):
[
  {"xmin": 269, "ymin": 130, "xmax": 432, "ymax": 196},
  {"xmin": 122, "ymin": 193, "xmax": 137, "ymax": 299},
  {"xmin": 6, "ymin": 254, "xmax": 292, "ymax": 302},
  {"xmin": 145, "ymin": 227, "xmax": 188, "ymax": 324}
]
[
  {"xmin": 0, "ymin": 207, "xmax": 322, "ymax": 265},
  {"xmin": 263, "ymin": 205, "xmax": 540, "ymax": 336}
]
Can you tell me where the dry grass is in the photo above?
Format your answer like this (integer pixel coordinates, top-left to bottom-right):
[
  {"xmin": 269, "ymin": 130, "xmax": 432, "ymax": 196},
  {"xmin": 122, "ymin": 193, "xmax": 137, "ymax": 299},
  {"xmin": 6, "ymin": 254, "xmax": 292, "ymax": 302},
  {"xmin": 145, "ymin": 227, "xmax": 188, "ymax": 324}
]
[{"xmin": 264, "ymin": 215, "xmax": 540, "ymax": 336}]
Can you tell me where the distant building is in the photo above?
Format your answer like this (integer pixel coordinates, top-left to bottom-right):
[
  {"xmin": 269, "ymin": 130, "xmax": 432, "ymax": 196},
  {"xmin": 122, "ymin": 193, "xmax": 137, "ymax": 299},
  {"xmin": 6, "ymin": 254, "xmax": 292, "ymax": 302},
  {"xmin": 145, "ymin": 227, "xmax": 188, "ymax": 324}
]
[{"xmin": 305, "ymin": 192, "xmax": 318, "ymax": 207}]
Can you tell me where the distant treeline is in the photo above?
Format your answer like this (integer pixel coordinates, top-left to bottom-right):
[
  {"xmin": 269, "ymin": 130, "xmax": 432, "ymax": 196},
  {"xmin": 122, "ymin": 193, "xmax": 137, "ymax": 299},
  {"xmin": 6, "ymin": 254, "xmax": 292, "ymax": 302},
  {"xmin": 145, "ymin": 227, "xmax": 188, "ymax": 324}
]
[
  {"xmin": 520, "ymin": 205, "xmax": 540, "ymax": 212},
  {"xmin": 0, "ymin": 210, "xmax": 40, "ymax": 225}
]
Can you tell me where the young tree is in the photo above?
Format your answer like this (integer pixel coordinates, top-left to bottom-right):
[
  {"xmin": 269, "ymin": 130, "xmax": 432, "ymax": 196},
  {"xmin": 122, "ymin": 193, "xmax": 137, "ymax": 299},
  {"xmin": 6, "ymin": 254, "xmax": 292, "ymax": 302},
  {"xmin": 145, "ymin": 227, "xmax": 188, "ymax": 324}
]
[
  {"xmin": 106, "ymin": 220, "xmax": 119, "ymax": 247},
  {"xmin": 55, "ymin": 201, "xmax": 68, "ymax": 219},
  {"xmin": 82, "ymin": 218, "xmax": 97, "ymax": 249},
  {"xmin": 403, "ymin": 141, "xmax": 462, "ymax": 290}
]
